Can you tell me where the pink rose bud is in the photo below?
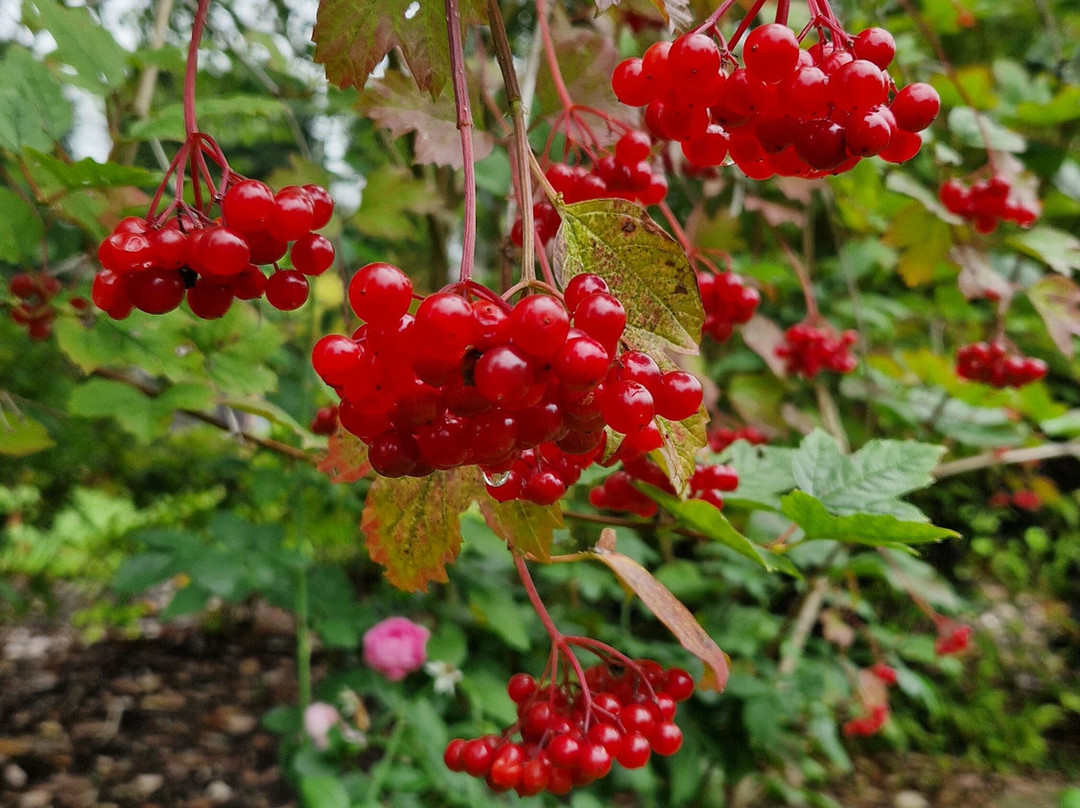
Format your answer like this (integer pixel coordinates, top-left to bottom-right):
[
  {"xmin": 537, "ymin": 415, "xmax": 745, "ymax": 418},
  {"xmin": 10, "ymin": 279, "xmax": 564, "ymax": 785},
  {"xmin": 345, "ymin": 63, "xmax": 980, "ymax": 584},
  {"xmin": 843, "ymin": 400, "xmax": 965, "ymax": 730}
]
[
  {"xmin": 303, "ymin": 702, "xmax": 340, "ymax": 750},
  {"xmin": 362, "ymin": 616, "xmax": 431, "ymax": 681}
]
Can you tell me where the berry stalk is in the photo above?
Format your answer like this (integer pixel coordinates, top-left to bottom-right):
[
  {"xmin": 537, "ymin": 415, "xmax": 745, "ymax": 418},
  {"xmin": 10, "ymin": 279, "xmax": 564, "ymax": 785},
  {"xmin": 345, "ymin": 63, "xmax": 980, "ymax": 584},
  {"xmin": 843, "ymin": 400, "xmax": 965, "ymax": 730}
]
[{"xmin": 445, "ymin": 0, "xmax": 477, "ymax": 282}]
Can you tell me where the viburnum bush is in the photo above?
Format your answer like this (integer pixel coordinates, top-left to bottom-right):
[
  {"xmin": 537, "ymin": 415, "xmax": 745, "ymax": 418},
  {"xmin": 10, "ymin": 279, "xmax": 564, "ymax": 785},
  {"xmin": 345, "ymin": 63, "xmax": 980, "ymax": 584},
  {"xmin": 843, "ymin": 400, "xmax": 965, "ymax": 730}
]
[{"xmin": 3, "ymin": 0, "xmax": 1080, "ymax": 804}]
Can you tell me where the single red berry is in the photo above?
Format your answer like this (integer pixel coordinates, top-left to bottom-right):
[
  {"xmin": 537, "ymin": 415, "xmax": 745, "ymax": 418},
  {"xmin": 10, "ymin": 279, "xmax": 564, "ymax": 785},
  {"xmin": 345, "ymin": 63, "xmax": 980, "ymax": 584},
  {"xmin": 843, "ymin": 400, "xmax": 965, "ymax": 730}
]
[
  {"xmin": 413, "ymin": 292, "xmax": 478, "ymax": 360},
  {"xmin": 890, "ymin": 82, "xmax": 941, "ymax": 132},
  {"xmin": 601, "ymin": 381, "xmax": 655, "ymax": 434},
  {"xmin": 444, "ymin": 738, "xmax": 468, "ymax": 772},
  {"xmin": 564, "ymin": 273, "xmax": 610, "ymax": 313},
  {"xmin": 265, "ymin": 269, "xmax": 309, "ymax": 310},
  {"xmin": 573, "ymin": 292, "xmax": 626, "ymax": 352},
  {"xmin": 222, "ymin": 179, "xmax": 276, "ymax": 232},
  {"xmin": 743, "ymin": 24, "xmax": 800, "ymax": 85},
  {"xmin": 186, "ymin": 278, "xmax": 234, "ymax": 319},
  {"xmin": 303, "ymin": 184, "xmax": 335, "ymax": 229},
  {"xmin": 649, "ymin": 721, "xmax": 683, "ymax": 756},
  {"xmin": 462, "ymin": 738, "xmax": 495, "ymax": 777},
  {"xmin": 653, "ymin": 370, "xmax": 703, "ymax": 421},
  {"xmin": 291, "ymin": 233, "xmax": 335, "ymax": 276},
  {"xmin": 612, "ymin": 58, "xmax": 654, "ymax": 107},
  {"xmin": 506, "ymin": 673, "xmax": 536, "ymax": 704},
  {"xmin": 577, "ymin": 742, "xmax": 613, "ymax": 779},
  {"xmin": 348, "ymin": 262, "xmax": 413, "ymax": 325},
  {"xmin": 270, "ymin": 186, "xmax": 315, "ymax": 241},
  {"xmin": 510, "ymin": 295, "xmax": 570, "ymax": 358},
  {"xmin": 664, "ymin": 668, "xmax": 694, "ymax": 702},
  {"xmin": 853, "ymin": 27, "xmax": 896, "ymax": 69},
  {"xmin": 128, "ymin": 268, "xmax": 185, "ymax": 314},
  {"xmin": 616, "ymin": 731, "xmax": 652, "ymax": 769}
]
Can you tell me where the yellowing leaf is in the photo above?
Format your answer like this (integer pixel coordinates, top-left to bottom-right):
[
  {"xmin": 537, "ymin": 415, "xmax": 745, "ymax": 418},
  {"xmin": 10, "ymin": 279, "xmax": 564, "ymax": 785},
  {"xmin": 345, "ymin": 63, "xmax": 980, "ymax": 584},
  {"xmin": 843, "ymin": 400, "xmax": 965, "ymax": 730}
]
[
  {"xmin": 654, "ymin": 406, "xmax": 708, "ymax": 494},
  {"xmin": 313, "ymin": 0, "xmax": 484, "ymax": 98},
  {"xmin": 478, "ymin": 498, "xmax": 563, "ymax": 563},
  {"xmin": 882, "ymin": 202, "xmax": 954, "ymax": 286},
  {"xmin": 590, "ymin": 546, "xmax": 729, "ymax": 692},
  {"xmin": 358, "ymin": 72, "xmax": 493, "ymax": 169},
  {"xmin": 554, "ymin": 199, "xmax": 703, "ymax": 354},
  {"xmin": 317, "ymin": 429, "xmax": 372, "ymax": 484},
  {"xmin": 362, "ymin": 467, "xmax": 481, "ymax": 592}
]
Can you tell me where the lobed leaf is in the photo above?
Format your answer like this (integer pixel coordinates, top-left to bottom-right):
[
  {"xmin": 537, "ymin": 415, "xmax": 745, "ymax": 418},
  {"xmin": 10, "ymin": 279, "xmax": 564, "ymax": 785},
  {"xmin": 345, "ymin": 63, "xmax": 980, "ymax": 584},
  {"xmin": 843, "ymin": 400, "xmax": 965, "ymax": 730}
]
[
  {"xmin": 361, "ymin": 467, "xmax": 481, "ymax": 592},
  {"xmin": 780, "ymin": 491, "xmax": 959, "ymax": 546},
  {"xmin": 590, "ymin": 543, "xmax": 729, "ymax": 691},
  {"xmin": 317, "ymin": 429, "xmax": 372, "ymax": 484},
  {"xmin": 478, "ymin": 498, "xmax": 563, "ymax": 563},
  {"xmin": 313, "ymin": 0, "xmax": 485, "ymax": 99}
]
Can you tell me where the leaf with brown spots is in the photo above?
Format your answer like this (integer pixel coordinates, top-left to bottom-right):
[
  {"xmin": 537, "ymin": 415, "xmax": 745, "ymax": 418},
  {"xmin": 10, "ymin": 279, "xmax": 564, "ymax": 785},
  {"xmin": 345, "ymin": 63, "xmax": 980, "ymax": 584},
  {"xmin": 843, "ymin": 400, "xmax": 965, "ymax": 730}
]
[
  {"xmin": 590, "ymin": 546, "xmax": 729, "ymax": 692},
  {"xmin": 361, "ymin": 467, "xmax": 482, "ymax": 592},
  {"xmin": 317, "ymin": 429, "xmax": 371, "ymax": 484},
  {"xmin": 553, "ymin": 199, "xmax": 703, "ymax": 354},
  {"xmin": 478, "ymin": 498, "xmax": 563, "ymax": 563}
]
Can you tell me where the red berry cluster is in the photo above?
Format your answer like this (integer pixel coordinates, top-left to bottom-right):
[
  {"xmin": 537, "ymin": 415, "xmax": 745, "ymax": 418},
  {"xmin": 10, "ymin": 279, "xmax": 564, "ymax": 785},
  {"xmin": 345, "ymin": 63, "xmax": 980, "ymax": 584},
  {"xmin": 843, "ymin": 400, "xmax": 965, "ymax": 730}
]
[
  {"xmin": 842, "ymin": 703, "xmax": 890, "ymax": 738},
  {"xmin": 484, "ymin": 443, "xmax": 601, "ymax": 505},
  {"xmin": 8, "ymin": 272, "xmax": 72, "ymax": 340},
  {"xmin": 939, "ymin": 175, "xmax": 1040, "ymax": 234},
  {"xmin": 611, "ymin": 24, "xmax": 939, "ymax": 179},
  {"xmin": 512, "ymin": 132, "xmax": 667, "ymax": 247},
  {"xmin": 688, "ymin": 461, "xmax": 739, "ymax": 509},
  {"xmin": 707, "ymin": 424, "xmax": 767, "ymax": 453},
  {"xmin": 955, "ymin": 342, "xmax": 1047, "ymax": 388},
  {"xmin": 443, "ymin": 659, "xmax": 691, "ymax": 795},
  {"xmin": 989, "ymin": 489, "xmax": 1041, "ymax": 511},
  {"xmin": 589, "ymin": 454, "xmax": 739, "ymax": 516},
  {"xmin": 310, "ymin": 404, "xmax": 339, "ymax": 436},
  {"xmin": 934, "ymin": 621, "xmax": 973, "ymax": 656},
  {"xmin": 92, "ymin": 179, "xmax": 334, "ymax": 320},
  {"xmin": 697, "ymin": 271, "xmax": 759, "ymax": 343},
  {"xmin": 776, "ymin": 322, "xmax": 858, "ymax": 378},
  {"xmin": 311, "ymin": 267, "xmax": 703, "ymax": 498}
]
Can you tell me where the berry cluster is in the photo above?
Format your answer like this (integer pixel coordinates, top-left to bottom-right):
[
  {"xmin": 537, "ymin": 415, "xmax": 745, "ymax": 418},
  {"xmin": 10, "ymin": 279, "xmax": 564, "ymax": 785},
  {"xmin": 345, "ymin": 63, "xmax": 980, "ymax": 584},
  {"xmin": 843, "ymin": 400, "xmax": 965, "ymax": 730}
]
[
  {"xmin": 776, "ymin": 322, "xmax": 858, "ymax": 378},
  {"xmin": 688, "ymin": 461, "xmax": 740, "ymax": 509},
  {"xmin": 8, "ymin": 272, "xmax": 74, "ymax": 340},
  {"xmin": 707, "ymin": 424, "xmax": 767, "ymax": 453},
  {"xmin": 988, "ymin": 489, "xmax": 1041, "ymax": 511},
  {"xmin": 697, "ymin": 271, "xmax": 760, "ymax": 342},
  {"xmin": 842, "ymin": 704, "xmax": 890, "ymax": 738},
  {"xmin": 512, "ymin": 132, "xmax": 667, "ymax": 247},
  {"xmin": 955, "ymin": 342, "xmax": 1047, "ymax": 388},
  {"xmin": 939, "ymin": 175, "xmax": 1040, "ymax": 234},
  {"xmin": 934, "ymin": 621, "xmax": 973, "ymax": 656},
  {"xmin": 92, "ymin": 179, "xmax": 334, "ymax": 320},
  {"xmin": 310, "ymin": 404, "xmax": 339, "ymax": 436},
  {"xmin": 589, "ymin": 454, "xmax": 739, "ymax": 516},
  {"xmin": 311, "ymin": 267, "xmax": 703, "ymax": 500},
  {"xmin": 444, "ymin": 659, "xmax": 691, "ymax": 795},
  {"xmin": 612, "ymin": 24, "xmax": 939, "ymax": 179}
]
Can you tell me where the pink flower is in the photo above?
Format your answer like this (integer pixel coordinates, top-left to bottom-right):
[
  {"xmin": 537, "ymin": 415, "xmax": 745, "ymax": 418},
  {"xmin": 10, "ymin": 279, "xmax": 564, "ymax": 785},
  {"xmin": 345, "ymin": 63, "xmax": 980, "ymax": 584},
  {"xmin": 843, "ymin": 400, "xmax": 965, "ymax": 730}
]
[
  {"xmin": 362, "ymin": 616, "xmax": 430, "ymax": 681},
  {"xmin": 303, "ymin": 702, "xmax": 340, "ymax": 750}
]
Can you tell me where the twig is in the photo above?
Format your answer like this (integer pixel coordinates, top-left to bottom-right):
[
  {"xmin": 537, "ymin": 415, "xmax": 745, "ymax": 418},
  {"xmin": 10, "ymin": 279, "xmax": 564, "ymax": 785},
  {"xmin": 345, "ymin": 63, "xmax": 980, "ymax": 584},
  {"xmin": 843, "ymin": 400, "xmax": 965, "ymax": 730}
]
[{"xmin": 933, "ymin": 440, "xmax": 1080, "ymax": 479}]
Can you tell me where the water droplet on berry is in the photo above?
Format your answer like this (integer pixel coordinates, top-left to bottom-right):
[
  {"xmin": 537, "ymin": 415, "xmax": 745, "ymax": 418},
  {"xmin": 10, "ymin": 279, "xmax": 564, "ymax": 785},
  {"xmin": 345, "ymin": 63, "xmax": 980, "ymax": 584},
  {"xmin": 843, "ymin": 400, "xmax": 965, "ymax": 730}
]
[{"xmin": 483, "ymin": 470, "xmax": 512, "ymax": 487}]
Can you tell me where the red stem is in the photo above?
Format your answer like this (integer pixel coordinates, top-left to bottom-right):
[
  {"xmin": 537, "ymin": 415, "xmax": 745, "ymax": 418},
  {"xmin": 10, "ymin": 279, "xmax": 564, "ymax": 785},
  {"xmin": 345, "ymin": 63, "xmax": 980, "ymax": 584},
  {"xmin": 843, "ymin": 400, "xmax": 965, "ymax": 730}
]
[
  {"xmin": 536, "ymin": 0, "xmax": 573, "ymax": 114},
  {"xmin": 184, "ymin": 0, "xmax": 212, "ymax": 138},
  {"xmin": 776, "ymin": 0, "xmax": 791, "ymax": 26},
  {"xmin": 726, "ymin": 0, "xmax": 770, "ymax": 53},
  {"xmin": 445, "ymin": 0, "xmax": 477, "ymax": 282},
  {"xmin": 693, "ymin": 0, "xmax": 745, "ymax": 36}
]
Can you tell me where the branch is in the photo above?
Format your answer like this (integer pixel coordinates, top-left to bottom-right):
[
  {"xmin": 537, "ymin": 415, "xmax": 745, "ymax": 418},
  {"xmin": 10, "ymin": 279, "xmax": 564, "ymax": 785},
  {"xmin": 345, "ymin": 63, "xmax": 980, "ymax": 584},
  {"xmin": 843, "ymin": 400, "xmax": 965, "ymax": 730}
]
[
  {"xmin": 933, "ymin": 440, "xmax": 1080, "ymax": 479},
  {"xmin": 445, "ymin": 0, "xmax": 477, "ymax": 282}
]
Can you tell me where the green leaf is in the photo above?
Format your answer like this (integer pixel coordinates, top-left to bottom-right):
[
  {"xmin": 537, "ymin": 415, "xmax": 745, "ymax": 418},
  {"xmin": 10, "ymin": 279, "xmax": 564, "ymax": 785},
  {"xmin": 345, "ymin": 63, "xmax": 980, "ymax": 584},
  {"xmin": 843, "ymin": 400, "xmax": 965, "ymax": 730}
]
[
  {"xmin": 68, "ymin": 378, "xmax": 161, "ymax": 443},
  {"xmin": 0, "ymin": 187, "xmax": 44, "ymax": 262},
  {"xmin": 881, "ymin": 202, "xmax": 954, "ymax": 287},
  {"xmin": 361, "ymin": 467, "xmax": 481, "ymax": 591},
  {"xmin": 1012, "ymin": 86, "xmax": 1080, "ymax": 126},
  {"xmin": 313, "ymin": 0, "xmax": 485, "ymax": 98},
  {"xmin": 22, "ymin": 149, "xmax": 157, "ymax": 190},
  {"xmin": 654, "ymin": 406, "xmax": 709, "ymax": 494},
  {"xmin": 351, "ymin": 165, "xmax": 443, "ymax": 241},
  {"xmin": 946, "ymin": 107, "xmax": 1026, "ymax": 153},
  {"xmin": 1007, "ymin": 226, "xmax": 1080, "ymax": 276},
  {"xmin": 790, "ymin": 430, "xmax": 945, "ymax": 521},
  {"xmin": 0, "ymin": 413, "xmax": 55, "ymax": 457},
  {"xmin": 638, "ymin": 484, "xmax": 799, "ymax": 576},
  {"xmin": 469, "ymin": 585, "xmax": 531, "ymax": 651},
  {"xmin": 478, "ymin": 497, "xmax": 563, "ymax": 563},
  {"xmin": 112, "ymin": 552, "xmax": 174, "ymax": 596},
  {"xmin": 299, "ymin": 776, "xmax": 350, "ymax": 808},
  {"xmin": 1040, "ymin": 409, "xmax": 1080, "ymax": 438},
  {"xmin": 554, "ymin": 199, "xmax": 703, "ymax": 353},
  {"xmin": 780, "ymin": 491, "xmax": 959, "ymax": 546},
  {"xmin": 127, "ymin": 96, "xmax": 292, "ymax": 142},
  {"xmin": 722, "ymin": 441, "xmax": 797, "ymax": 510},
  {"xmin": 0, "ymin": 48, "xmax": 72, "ymax": 152},
  {"xmin": 160, "ymin": 583, "xmax": 211, "ymax": 620},
  {"xmin": 24, "ymin": 0, "xmax": 128, "ymax": 90}
]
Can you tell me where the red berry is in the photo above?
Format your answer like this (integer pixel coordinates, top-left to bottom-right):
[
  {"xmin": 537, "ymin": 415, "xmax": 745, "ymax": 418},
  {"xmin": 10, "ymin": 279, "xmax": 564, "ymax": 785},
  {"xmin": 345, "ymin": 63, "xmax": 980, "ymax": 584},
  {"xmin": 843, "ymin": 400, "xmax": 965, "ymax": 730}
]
[
  {"xmin": 601, "ymin": 381, "xmax": 655, "ymax": 434},
  {"xmin": 270, "ymin": 186, "xmax": 315, "ymax": 241},
  {"xmin": 649, "ymin": 721, "xmax": 683, "ymax": 756},
  {"xmin": 653, "ymin": 370, "xmax": 703, "ymax": 421},
  {"xmin": 413, "ymin": 292, "xmax": 478, "ymax": 360},
  {"xmin": 890, "ymin": 82, "xmax": 941, "ymax": 132},
  {"xmin": 265, "ymin": 269, "xmax": 309, "ymax": 310},
  {"xmin": 291, "ymin": 233, "xmax": 335, "ymax": 276},
  {"xmin": 564, "ymin": 273, "xmax": 610, "ymax": 313},
  {"xmin": 510, "ymin": 295, "xmax": 570, "ymax": 358},
  {"xmin": 348, "ymin": 262, "xmax": 412, "ymax": 325},
  {"xmin": 186, "ymin": 278, "xmax": 234, "ymax": 319},
  {"xmin": 664, "ymin": 668, "xmax": 694, "ymax": 702},
  {"xmin": 128, "ymin": 268, "xmax": 185, "ymax": 314},
  {"xmin": 506, "ymin": 673, "xmax": 536, "ymax": 704},
  {"xmin": 444, "ymin": 738, "xmax": 467, "ymax": 771},
  {"xmin": 743, "ymin": 24, "xmax": 800, "ymax": 85},
  {"xmin": 303, "ymin": 184, "xmax": 335, "ymax": 229},
  {"xmin": 617, "ymin": 731, "xmax": 652, "ymax": 769},
  {"xmin": 222, "ymin": 179, "xmax": 276, "ymax": 232}
]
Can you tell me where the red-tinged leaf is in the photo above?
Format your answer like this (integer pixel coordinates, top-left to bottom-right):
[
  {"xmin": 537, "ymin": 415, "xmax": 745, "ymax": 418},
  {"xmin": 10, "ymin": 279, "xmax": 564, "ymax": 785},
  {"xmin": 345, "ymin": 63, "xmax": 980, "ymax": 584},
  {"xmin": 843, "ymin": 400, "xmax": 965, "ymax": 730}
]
[
  {"xmin": 740, "ymin": 314, "xmax": 788, "ymax": 377},
  {"xmin": 312, "ymin": 0, "xmax": 484, "ymax": 98},
  {"xmin": 361, "ymin": 467, "xmax": 482, "ymax": 592},
  {"xmin": 478, "ymin": 497, "xmax": 563, "ymax": 563},
  {"xmin": 358, "ymin": 72, "xmax": 494, "ymax": 169},
  {"xmin": 952, "ymin": 244, "xmax": 1014, "ymax": 306},
  {"xmin": 593, "ymin": 0, "xmax": 692, "ymax": 30},
  {"xmin": 1028, "ymin": 274, "xmax": 1080, "ymax": 357},
  {"xmin": 317, "ymin": 429, "xmax": 371, "ymax": 484},
  {"xmin": 554, "ymin": 199, "xmax": 703, "ymax": 354},
  {"xmin": 589, "ymin": 543, "xmax": 729, "ymax": 692}
]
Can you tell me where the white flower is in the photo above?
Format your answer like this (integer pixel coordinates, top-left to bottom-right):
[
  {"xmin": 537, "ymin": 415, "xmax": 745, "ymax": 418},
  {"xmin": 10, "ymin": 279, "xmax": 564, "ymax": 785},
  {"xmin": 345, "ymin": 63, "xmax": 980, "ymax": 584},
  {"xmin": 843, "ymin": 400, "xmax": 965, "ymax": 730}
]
[{"xmin": 425, "ymin": 660, "xmax": 463, "ymax": 696}]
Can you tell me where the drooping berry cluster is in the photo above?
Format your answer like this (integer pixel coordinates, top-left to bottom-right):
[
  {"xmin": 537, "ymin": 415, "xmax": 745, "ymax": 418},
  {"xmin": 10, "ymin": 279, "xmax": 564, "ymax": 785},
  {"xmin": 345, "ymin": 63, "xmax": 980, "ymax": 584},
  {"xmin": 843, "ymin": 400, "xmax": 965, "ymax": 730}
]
[
  {"xmin": 8, "ymin": 272, "xmax": 73, "ymax": 340},
  {"xmin": 938, "ymin": 175, "xmax": 1041, "ymax": 233},
  {"xmin": 311, "ymin": 267, "xmax": 703, "ymax": 500},
  {"xmin": 697, "ymin": 271, "xmax": 760, "ymax": 343},
  {"xmin": 841, "ymin": 703, "xmax": 890, "ymax": 738},
  {"xmin": 589, "ymin": 454, "xmax": 739, "ymax": 516},
  {"xmin": 310, "ymin": 404, "xmax": 339, "ymax": 436},
  {"xmin": 688, "ymin": 461, "xmax": 739, "ymax": 509},
  {"xmin": 955, "ymin": 342, "xmax": 1047, "ymax": 388},
  {"xmin": 92, "ymin": 179, "xmax": 334, "ymax": 320},
  {"xmin": 484, "ymin": 443, "xmax": 601, "ymax": 506},
  {"xmin": 612, "ymin": 23, "xmax": 939, "ymax": 179},
  {"xmin": 707, "ymin": 424, "xmax": 767, "ymax": 453},
  {"xmin": 444, "ymin": 659, "xmax": 691, "ymax": 795},
  {"xmin": 933, "ymin": 621, "xmax": 973, "ymax": 656},
  {"xmin": 776, "ymin": 322, "xmax": 858, "ymax": 378},
  {"xmin": 512, "ymin": 131, "xmax": 667, "ymax": 247}
]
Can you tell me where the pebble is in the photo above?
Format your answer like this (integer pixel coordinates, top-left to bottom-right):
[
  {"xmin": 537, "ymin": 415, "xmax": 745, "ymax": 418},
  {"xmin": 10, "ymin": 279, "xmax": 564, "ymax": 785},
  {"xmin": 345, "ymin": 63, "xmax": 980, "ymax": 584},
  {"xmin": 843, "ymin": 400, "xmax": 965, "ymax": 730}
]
[
  {"xmin": 3, "ymin": 762, "xmax": 27, "ymax": 789},
  {"xmin": 894, "ymin": 790, "xmax": 930, "ymax": 808},
  {"xmin": 206, "ymin": 780, "xmax": 234, "ymax": 803}
]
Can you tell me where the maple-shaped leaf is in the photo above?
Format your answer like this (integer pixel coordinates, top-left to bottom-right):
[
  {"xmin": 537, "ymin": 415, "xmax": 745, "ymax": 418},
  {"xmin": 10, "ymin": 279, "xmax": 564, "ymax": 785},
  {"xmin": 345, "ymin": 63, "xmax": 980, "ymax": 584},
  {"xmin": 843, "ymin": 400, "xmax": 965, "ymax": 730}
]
[
  {"xmin": 313, "ymin": 0, "xmax": 485, "ymax": 98},
  {"xmin": 592, "ymin": 0, "xmax": 693, "ymax": 30},
  {"xmin": 478, "ymin": 497, "xmax": 563, "ymax": 563},
  {"xmin": 554, "ymin": 199, "xmax": 704, "ymax": 354},
  {"xmin": 317, "ymin": 429, "xmax": 372, "ymax": 484},
  {"xmin": 358, "ymin": 72, "xmax": 494, "ymax": 169},
  {"xmin": 361, "ymin": 467, "xmax": 482, "ymax": 591},
  {"xmin": 1028, "ymin": 274, "xmax": 1080, "ymax": 357},
  {"xmin": 590, "ymin": 542, "xmax": 729, "ymax": 692}
]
